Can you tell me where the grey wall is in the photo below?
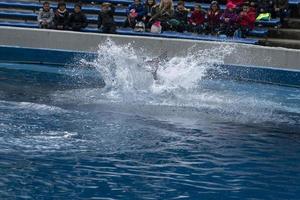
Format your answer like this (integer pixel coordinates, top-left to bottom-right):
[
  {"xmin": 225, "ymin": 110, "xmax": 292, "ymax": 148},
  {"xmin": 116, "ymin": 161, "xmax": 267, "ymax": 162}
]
[{"xmin": 1, "ymin": 26, "xmax": 300, "ymax": 70}]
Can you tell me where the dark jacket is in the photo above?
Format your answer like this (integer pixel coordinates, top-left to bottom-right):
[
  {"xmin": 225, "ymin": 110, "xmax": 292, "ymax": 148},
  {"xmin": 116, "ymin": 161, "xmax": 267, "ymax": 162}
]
[
  {"xmin": 68, "ymin": 11, "xmax": 88, "ymax": 30},
  {"xmin": 53, "ymin": 9, "xmax": 69, "ymax": 28},
  {"xmin": 173, "ymin": 9, "xmax": 189, "ymax": 23},
  {"xmin": 98, "ymin": 6, "xmax": 116, "ymax": 28},
  {"xmin": 151, "ymin": 5, "xmax": 174, "ymax": 22},
  {"xmin": 207, "ymin": 9, "xmax": 222, "ymax": 27}
]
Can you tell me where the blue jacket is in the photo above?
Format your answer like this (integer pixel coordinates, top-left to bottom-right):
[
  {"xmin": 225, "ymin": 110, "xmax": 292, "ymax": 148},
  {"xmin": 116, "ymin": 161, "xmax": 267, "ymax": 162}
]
[{"xmin": 126, "ymin": 3, "xmax": 145, "ymax": 20}]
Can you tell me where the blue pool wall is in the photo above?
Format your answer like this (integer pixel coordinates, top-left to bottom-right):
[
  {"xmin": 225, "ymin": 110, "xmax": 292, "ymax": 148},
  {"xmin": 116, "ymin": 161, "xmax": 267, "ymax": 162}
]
[{"xmin": 1, "ymin": 45, "xmax": 300, "ymax": 87}]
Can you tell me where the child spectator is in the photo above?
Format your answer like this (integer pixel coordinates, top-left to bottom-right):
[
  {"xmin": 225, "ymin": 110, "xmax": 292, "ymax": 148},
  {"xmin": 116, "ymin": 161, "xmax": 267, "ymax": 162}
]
[
  {"xmin": 238, "ymin": 3, "xmax": 256, "ymax": 37},
  {"xmin": 38, "ymin": 1, "xmax": 54, "ymax": 29},
  {"xmin": 143, "ymin": 0, "xmax": 156, "ymax": 29},
  {"xmin": 98, "ymin": 3, "xmax": 116, "ymax": 33},
  {"xmin": 124, "ymin": 0, "xmax": 145, "ymax": 28},
  {"xmin": 150, "ymin": 0, "xmax": 174, "ymax": 31},
  {"xmin": 68, "ymin": 4, "xmax": 88, "ymax": 31},
  {"xmin": 188, "ymin": 5, "xmax": 206, "ymax": 33},
  {"xmin": 206, "ymin": 1, "xmax": 222, "ymax": 35},
  {"xmin": 53, "ymin": 2, "xmax": 69, "ymax": 30},
  {"xmin": 169, "ymin": 1, "xmax": 189, "ymax": 32},
  {"xmin": 273, "ymin": 0, "xmax": 288, "ymax": 25},
  {"xmin": 220, "ymin": 2, "xmax": 239, "ymax": 36}
]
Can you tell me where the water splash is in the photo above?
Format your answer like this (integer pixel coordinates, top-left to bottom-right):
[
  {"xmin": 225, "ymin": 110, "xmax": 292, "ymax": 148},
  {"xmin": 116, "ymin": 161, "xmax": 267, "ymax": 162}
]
[{"xmin": 63, "ymin": 39, "xmax": 300, "ymax": 126}]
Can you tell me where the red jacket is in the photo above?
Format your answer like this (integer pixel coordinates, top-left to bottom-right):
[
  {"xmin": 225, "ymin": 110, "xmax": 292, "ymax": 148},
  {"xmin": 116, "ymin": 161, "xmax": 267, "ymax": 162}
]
[
  {"xmin": 188, "ymin": 10, "xmax": 206, "ymax": 25},
  {"xmin": 207, "ymin": 10, "xmax": 222, "ymax": 27},
  {"xmin": 239, "ymin": 8, "xmax": 256, "ymax": 29}
]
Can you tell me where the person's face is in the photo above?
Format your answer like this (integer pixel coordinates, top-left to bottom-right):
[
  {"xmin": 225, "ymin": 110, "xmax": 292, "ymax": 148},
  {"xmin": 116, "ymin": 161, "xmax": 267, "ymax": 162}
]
[
  {"xmin": 59, "ymin": 5, "xmax": 66, "ymax": 11},
  {"xmin": 195, "ymin": 7, "xmax": 200, "ymax": 12},
  {"xmin": 228, "ymin": 7, "xmax": 234, "ymax": 12},
  {"xmin": 178, "ymin": 5, "xmax": 184, "ymax": 11},
  {"xmin": 134, "ymin": 0, "xmax": 140, "ymax": 5},
  {"xmin": 243, "ymin": 6, "xmax": 249, "ymax": 12},
  {"xmin": 163, "ymin": 0, "xmax": 170, "ymax": 6},
  {"xmin": 74, "ymin": 6, "xmax": 81, "ymax": 13},
  {"xmin": 43, "ymin": 3, "xmax": 50, "ymax": 11},
  {"xmin": 102, "ymin": 5, "xmax": 109, "ymax": 12},
  {"xmin": 212, "ymin": 4, "xmax": 218, "ymax": 11}
]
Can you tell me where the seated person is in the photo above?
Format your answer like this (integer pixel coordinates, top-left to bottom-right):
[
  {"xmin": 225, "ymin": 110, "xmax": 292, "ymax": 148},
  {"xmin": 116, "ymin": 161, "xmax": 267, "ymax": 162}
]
[
  {"xmin": 150, "ymin": 0, "xmax": 174, "ymax": 31},
  {"xmin": 238, "ymin": 3, "xmax": 256, "ymax": 37},
  {"xmin": 188, "ymin": 5, "xmax": 206, "ymax": 33},
  {"xmin": 273, "ymin": 0, "xmax": 288, "ymax": 25},
  {"xmin": 98, "ymin": 3, "xmax": 116, "ymax": 33},
  {"xmin": 257, "ymin": 0, "xmax": 274, "ymax": 14},
  {"xmin": 220, "ymin": 2, "xmax": 239, "ymax": 36},
  {"xmin": 124, "ymin": 0, "xmax": 145, "ymax": 28},
  {"xmin": 143, "ymin": 0, "xmax": 156, "ymax": 29},
  {"xmin": 206, "ymin": 1, "xmax": 222, "ymax": 35},
  {"xmin": 169, "ymin": 1, "xmax": 189, "ymax": 32},
  {"xmin": 53, "ymin": 1, "xmax": 69, "ymax": 30},
  {"xmin": 38, "ymin": 1, "xmax": 54, "ymax": 29},
  {"xmin": 68, "ymin": 4, "xmax": 88, "ymax": 31}
]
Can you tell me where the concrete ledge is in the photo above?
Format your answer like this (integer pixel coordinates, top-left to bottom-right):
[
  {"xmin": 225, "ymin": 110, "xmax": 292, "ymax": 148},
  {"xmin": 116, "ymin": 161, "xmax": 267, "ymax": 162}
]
[{"xmin": 1, "ymin": 26, "xmax": 300, "ymax": 71}]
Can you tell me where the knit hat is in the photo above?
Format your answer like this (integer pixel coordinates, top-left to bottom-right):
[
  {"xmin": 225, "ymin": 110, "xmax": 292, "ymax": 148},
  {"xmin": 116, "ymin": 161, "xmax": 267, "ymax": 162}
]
[{"xmin": 226, "ymin": 2, "xmax": 236, "ymax": 9}]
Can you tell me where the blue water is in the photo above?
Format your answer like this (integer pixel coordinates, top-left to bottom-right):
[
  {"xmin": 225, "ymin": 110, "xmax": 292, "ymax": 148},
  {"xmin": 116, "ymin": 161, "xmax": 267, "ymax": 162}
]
[{"xmin": 1, "ymin": 60, "xmax": 300, "ymax": 200}]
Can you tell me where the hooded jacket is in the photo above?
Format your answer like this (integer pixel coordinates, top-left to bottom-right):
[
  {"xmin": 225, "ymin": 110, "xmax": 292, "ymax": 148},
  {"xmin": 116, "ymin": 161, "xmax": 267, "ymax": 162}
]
[
  {"xmin": 126, "ymin": 3, "xmax": 145, "ymax": 20},
  {"xmin": 98, "ymin": 5, "xmax": 116, "ymax": 28},
  {"xmin": 38, "ymin": 8, "xmax": 54, "ymax": 24},
  {"xmin": 221, "ymin": 9, "xmax": 239, "ymax": 25},
  {"xmin": 69, "ymin": 11, "xmax": 88, "ymax": 29},
  {"xmin": 239, "ymin": 7, "xmax": 256, "ymax": 29},
  {"xmin": 53, "ymin": 9, "xmax": 69, "ymax": 27}
]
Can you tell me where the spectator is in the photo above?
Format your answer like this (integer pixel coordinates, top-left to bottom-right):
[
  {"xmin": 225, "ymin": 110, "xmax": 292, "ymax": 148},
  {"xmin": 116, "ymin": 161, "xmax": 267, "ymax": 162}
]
[
  {"xmin": 257, "ymin": 0, "xmax": 274, "ymax": 14},
  {"xmin": 169, "ymin": 1, "xmax": 189, "ymax": 32},
  {"xmin": 238, "ymin": 3, "xmax": 256, "ymax": 37},
  {"xmin": 124, "ymin": 0, "xmax": 145, "ymax": 28},
  {"xmin": 53, "ymin": 2, "xmax": 69, "ymax": 30},
  {"xmin": 219, "ymin": 2, "xmax": 239, "ymax": 36},
  {"xmin": 273, "ymin": 0, "xmax": 288, "ymax": 25},
  {"xmin": 150, "ymin": 0, "xmax": 174, "ymax": 31},
  {"xmin": 68, "ymin": 4, "xmax": 88, "ymax": 31},
  {"xmin": 38, "ymin": 1, "xmax": 54, "ymax": 29},
  {"xmin": 98, "ymin": 3, "xmax": 116, "ymax": 33},
  {"xmin": 206, "ymin": 1, "xmax": 222, "ymax": 35},
  {"xmin": 143, "ymin": 0, "xmax": 156, "ymax": 29},
  {"xmin": 188, "ymin": 5, "xmax": 206, "ymax": 33}
]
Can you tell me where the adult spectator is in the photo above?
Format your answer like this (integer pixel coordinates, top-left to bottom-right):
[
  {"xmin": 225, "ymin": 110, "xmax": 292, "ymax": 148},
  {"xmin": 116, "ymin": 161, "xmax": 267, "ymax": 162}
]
[
  {"xmin": 150, "ymin": 0, "xmax": 174, "ymax": 31},
  {"xmin": 169, "ymin": 1, "xmax": 189, "ymax": 32},
  {"xmin": 124, "ymin": 0, "xmax": 145, "ymax": 28},
  {"xmin": 188, "ymin": 5, "xmax": 206, "ymax": 34},
  {"xmin": 68, "ymin": 4, "xmax": 88, "ymax": 31},
  {"xmin": 206, "ymin": 1, "xmax": 222, "ymax": 35},
  {"xmin": 53, "ymin": 1, "xmax": 69, "ymax": 30},
  {"xmin": 143, "ymin": 0, "xmax": 156, "ymax": 29},
  {"xmin": 98, "ymin": 3, "xmax": 116, "ymax": 33},
  {"xmin": 273, "ymin": 0, "xmax": 288, "ymax": 26},
  {"xmin": 38, "ymin": 1, "xmax": 54, "ymax": 28}
]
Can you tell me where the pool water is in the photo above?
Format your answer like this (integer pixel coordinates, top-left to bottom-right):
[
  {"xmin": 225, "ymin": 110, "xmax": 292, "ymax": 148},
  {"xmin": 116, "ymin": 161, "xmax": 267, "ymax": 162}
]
[{"xmin": 1, "ymin": 42, "xmax": 300, "ymax": 199}]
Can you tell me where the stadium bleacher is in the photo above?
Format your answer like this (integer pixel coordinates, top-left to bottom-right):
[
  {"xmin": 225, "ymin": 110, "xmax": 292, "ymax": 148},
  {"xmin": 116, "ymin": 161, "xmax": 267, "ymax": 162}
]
[{"xmin": 0, "ymin": 0, "xmax": 296, "ymax": 45}]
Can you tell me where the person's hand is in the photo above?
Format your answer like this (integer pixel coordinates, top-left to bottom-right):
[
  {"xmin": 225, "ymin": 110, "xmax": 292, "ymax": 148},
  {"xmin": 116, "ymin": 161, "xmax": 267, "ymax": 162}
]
[
  {"xmin": 275, "ymin": 7, "xmax": 280, "ymax": 11},
  {"xmin": 192, "ymin": 22, "xmax": 196, "ymax": 26},
  {"xmin": 225, "ymin": 18, "xmax": 230, "ymax": 22},
  {"xmin": 142, "ymin": 16, "xmax": 146, "ymax": 21}
]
